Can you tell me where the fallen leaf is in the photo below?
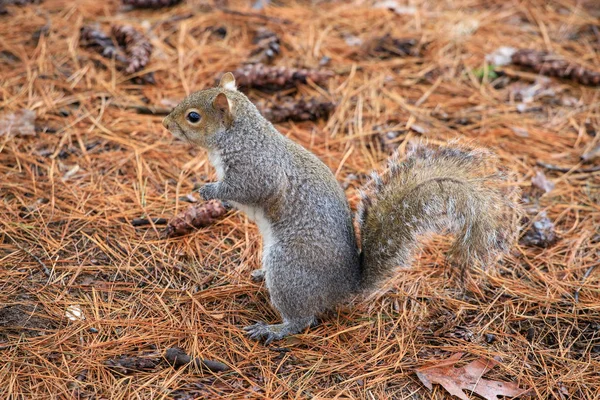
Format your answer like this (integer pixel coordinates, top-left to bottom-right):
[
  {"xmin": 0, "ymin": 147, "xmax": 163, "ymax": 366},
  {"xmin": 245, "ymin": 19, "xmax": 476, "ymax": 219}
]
[
  {"xmin": 451, "ymin": 19, "xmax": 480, "ymax": 38},
  {"xmin": 416, "ymin": 353, "xmax": 527, "ymax": 400},
  {"xmin": 410, "ymin": 123, "xmax": 429, "ymax": 134},
  {"xmin": 520, "ymin": 210, "xmax": 557, "ymax": 248},
  {"xmin": 510, "ymin": 77, "xmax": 555, "ymax": 104},
  {"xmin": 344, "ymin": 35, "xmax": 363, "ymax": 47},
  {"xmin": 66, "ymin": 305, "xmax": 85, "ymax": 321},
  {"xmin": 485, "ymin": 47, "xmax": 517, "ymax": 66},
  {"xmin": 531, "ymin": 170, "xmax": 555, "ymax": 193},
  {"xmin": 511, "ymin": 126, "xmax": 529, "ymax": 138},
  {"xmin": 62, "ymin": 164, "xmax": 80, "ymax": 180},
  {"xmin": 0, "ymin": 109, "xmax": 36, "ymax": 137}
]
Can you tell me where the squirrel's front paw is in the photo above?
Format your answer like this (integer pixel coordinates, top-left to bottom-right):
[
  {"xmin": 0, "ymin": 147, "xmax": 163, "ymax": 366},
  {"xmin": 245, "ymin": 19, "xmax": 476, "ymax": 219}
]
[{"xmin": 198, "ymin": 183, "xmax": 219, "ymax": 201}]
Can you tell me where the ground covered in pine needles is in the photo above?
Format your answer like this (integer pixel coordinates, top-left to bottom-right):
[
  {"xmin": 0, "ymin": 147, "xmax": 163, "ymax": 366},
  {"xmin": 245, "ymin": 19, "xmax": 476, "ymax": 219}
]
[{"xmin": 1, "ymin": 0, "xmax": 599, "ymax": 398}]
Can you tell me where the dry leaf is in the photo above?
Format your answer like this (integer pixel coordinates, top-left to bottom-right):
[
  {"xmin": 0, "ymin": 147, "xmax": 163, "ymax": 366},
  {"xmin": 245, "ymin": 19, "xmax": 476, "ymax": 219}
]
[
  {"xmin": 485, "ymin": 47, "xmax": 517, "ymax": 66},
  {"xmin": 416, "ymin": 353, "xmax": 527, "ymax": 400},
  {"xmin": 66, "ymin": 305, "xmax": 85, "ymax": 321},
  {"xmin": 0, "ymin": 109, "xmax": 36, "ymax": 137},
  {"xmin": 62, "ymin": 164, "xmax": 81, "ymax": 180},
  {"xmin": 531, "ymin": 170, "xmax": 555, "ymax": 193},
  {"xmin": 510, "ymin": 78, "xmax": 555, "ymax": 104},
  {"xmin": 511, "ymin": 127, "xmax": 529, "ymax": 138},
  {"xmin": 520, "ymin": 210, "xmax": 557, "ymax": 248}
]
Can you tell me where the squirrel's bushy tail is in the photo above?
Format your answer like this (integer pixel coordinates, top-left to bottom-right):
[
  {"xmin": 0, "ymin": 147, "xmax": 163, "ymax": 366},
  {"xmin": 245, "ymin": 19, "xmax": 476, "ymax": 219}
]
[{"xmin": 357, "ymin": 141, "xmax": 520, "ymax": 290}]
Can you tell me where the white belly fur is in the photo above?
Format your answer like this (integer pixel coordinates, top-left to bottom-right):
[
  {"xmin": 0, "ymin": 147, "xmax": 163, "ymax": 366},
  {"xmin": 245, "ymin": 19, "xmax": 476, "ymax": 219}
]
[
  {"xmin": 207, "ymin": 151, "xmax": 274, "ymax": 264},
  {"xmin": 208, "ymin": 151, "xmax": 225, "ymax": 180},
  {"xmin": 231, "ymin": 201, "xmax": 274, "ymax": 264}
]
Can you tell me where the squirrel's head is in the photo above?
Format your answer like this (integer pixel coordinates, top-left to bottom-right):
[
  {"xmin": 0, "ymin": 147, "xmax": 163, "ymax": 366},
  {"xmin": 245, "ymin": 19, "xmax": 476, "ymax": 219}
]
[{"xmin": 162, "ymin": 72, "xmax": 237, "ymax": 148}]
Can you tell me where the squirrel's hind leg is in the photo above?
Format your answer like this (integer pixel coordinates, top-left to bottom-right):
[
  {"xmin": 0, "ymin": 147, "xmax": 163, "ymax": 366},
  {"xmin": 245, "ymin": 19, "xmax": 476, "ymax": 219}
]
[{"xmin": 244, "ymin": 316, "xmax": 317, "ymax": 344}]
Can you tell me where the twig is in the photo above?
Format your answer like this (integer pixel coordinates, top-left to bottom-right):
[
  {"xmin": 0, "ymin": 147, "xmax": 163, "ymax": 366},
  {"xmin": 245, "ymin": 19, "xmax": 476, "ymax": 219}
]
[
  {"xmin": 149, "ymin": 13, "xmax": 194, "ymax": 31},
  {"xmin": 105, "ymin": 236, "xmax": 128, "ymax": 257},
  {"xmin": 574, "ymin": 264, "xmax": 598, "ymax": 303},
  {"xmin": 111, "ymin": 103, "xmax": 172, "ymax": 115},
  {"xmin": 536, "ymin": 161, "xmax": 600, "ymax": 173},
  {"xmin": 131, "ymin": 105, "xmax": 172, "ymax": 115},
  {"xmin": 131, "ymin": 217, "xmax": 168, "ymax": 227},
  {"xmin": 6, "ymin": 234, "xmax": 52, "ymax": 277}
]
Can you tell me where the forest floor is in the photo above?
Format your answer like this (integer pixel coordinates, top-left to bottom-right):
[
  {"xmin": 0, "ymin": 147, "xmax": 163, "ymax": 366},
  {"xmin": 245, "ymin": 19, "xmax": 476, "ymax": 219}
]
[{"xmin": 1, "ymin": 0, "xmax": 599, "ymax": 398}]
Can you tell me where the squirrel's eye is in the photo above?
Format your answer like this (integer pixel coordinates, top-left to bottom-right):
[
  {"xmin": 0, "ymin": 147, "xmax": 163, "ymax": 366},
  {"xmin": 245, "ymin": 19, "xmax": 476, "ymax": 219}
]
[{"xmin": 186, "ymin": 111, "xmax": 201, "ymax": 123}]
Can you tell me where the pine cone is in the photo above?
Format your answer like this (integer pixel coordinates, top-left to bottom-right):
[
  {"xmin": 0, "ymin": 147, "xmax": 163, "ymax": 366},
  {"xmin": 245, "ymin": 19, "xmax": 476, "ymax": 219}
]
[
  {"xmin": 259, "ymin": 96, "xmax": 335, "ymax": 123},
  {"xmin": 163, "ymin": 200, "xmax": 227, "ymax": 237},
  {"xmin": 111, "ymin": 25, "xmax": 153, "ymax": 74},
  {"xmin": 0, "ymin": 0, "xmax": 42, "ymax": 12},
  {"xmin": 363, "ymin": 34, "xmax": 420, "ymax": 59},
  {"xmin": 511, "ymin": 49, "xmax": 600, "ymax": 86},
  {"xmin": 230, "ymin": 64, "xmax": 333, "ymax": 91},
  {"xmin": 122, "ymin": 0, "xmax": 182, "ymax": 8},
  {"xmin": 248, "ymin": 28, "xmax": 281, "ymax": 64},
  {"xmin": 80, "ymin": 25, "xmax": 128, "ymax": 64},
  {"xmin": 6, "ymin": 0, "xmax": 43, "ymax": 5}
]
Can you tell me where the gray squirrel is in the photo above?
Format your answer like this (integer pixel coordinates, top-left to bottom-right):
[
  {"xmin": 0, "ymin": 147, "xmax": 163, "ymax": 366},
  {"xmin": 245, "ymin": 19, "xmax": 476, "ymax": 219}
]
[{"xmin": 162, "ymin": 73, "xmax": 520, "ymax": 344}]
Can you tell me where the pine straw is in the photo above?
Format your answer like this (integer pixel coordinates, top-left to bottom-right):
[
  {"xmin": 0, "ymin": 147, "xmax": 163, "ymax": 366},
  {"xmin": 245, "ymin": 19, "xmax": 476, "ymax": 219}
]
[{"xmin": 0, "ymin": 0, "xmax": 599, "ymax": 398}]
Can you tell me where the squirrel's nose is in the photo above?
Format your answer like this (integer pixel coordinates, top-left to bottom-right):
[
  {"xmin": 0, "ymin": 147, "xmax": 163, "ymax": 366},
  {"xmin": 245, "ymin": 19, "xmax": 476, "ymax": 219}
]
[{"xmin": 162, "ymin": 116, "xmax": 170, "ymax": 129}]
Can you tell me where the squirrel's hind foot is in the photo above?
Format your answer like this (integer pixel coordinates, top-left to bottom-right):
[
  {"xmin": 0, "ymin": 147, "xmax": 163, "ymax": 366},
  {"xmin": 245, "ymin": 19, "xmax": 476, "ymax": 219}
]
[
  {"xmin": 250, "ymin": 269, "xmax": 265, "ymax": 282},
  {"xmin": 244, "ymin": 316, "xmax": 316, "ymax": 344}
]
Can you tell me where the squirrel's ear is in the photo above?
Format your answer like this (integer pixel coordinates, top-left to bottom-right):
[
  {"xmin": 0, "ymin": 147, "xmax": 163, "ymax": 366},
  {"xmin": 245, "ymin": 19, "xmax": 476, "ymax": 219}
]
[
  {"xmin": 213, "ymin": 92, "xmax": 233, "ymax": 127},
  {"xmin": 218, "ymin": 72, "xmax": 237, "ymax": 91}
]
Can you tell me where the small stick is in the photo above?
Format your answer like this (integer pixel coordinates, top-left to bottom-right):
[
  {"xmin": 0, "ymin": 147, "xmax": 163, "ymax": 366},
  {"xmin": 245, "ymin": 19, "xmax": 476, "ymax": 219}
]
[
  {"xmin": 536, "ymin": 161, "xmax": 600, "ymax": 173},
  {"xmin": 150, "ymin": 13, "xmax": 194, "ymax": 31},
  {"xmin": 113, "ymin": 103, "xmax": 172, "ymax": 115},
  {"xmin": 164, "ymin": 347, "xmax": 230, "ymax": 372},
  {"xmin": 6, "ymin": 234, "xmax": 52, "ymax": 277},
  {"xmin": 574, "ymin": 264, "xmax": 598, "ymax": 303},
  {"xmin": 130, "ymin": 105, "xmax": 172, "ymax": 115},
  {"xmin": 131, "ymin": 217, "xmax": 168, "ymax": 227},
  {"xmin": 21, "ymin": 248, "xmax": 52, "ymax": 277}
]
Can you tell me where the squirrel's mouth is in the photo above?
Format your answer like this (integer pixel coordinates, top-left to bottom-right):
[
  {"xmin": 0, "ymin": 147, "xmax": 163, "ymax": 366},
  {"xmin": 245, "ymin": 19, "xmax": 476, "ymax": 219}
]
[
  {"xmin": 168, "ymin": 123, "xmax": 197, "ymax": 148},
  {"xmin": 165, "ymin": 122, "xmax": 186, "ymax": 140}
]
